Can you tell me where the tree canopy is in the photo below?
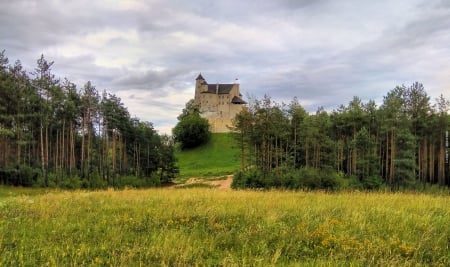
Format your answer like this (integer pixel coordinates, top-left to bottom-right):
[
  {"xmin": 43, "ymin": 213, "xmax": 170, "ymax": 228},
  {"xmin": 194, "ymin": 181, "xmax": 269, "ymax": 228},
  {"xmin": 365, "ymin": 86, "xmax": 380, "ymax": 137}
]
[
  {"xmin": 173, "ymin": 100, "xmax": 210, "ymax": 150},
  {"xmin": 232, "ymin": 86, "xmax": 450, "ymax": 191},
  {"xmin": 0, "ymin": 50, "xmax": 177, "ymax": 188}
]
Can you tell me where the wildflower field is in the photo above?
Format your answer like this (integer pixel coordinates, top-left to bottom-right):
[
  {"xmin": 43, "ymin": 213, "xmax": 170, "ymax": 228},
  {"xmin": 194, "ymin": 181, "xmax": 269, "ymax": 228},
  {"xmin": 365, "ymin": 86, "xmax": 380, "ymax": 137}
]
[{"xmin": 1, "ymin": 187, "xmax": 449, "ymax": 266}]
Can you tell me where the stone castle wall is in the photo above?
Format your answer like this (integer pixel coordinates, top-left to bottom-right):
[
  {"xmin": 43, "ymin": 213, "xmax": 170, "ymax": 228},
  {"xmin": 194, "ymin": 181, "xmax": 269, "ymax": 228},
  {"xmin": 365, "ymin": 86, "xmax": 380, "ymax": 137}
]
[{"xmin": 193, "ymin": 75, "xmax": 245, "ymax": 133}]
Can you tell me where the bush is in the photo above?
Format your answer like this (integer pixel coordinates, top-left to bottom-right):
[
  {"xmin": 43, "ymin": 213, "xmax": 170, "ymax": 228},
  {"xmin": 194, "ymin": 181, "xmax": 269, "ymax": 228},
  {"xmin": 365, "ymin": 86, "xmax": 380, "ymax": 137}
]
[
  {"xmin": 173, "ymin": 114, "xmax": 210, "ymax": 150},
  {"xmin": 233, "ymin": 168, "xmax": 341, "ymax": 190},
  {"xmin": 362, "ymin": 175, "xmax": 384, "ymax": 190},
  {"xmin": 232, "ymin": 170, "xmax": 269, "ymax": 189},
  {"xmin": 336, "ymin": 175, "xmax": 363, "ymax": 190},
  {"xmin": 116, "ymin": 175, "xmax": 161, "ymax": 189},
  {"xmin": 231, "ymin": 171, "xmax": 246, "ymax": 189},
  {"xmin": 88, "ymin": 175, "xmax": 108, "ymax": 189},
  {"xmin": 298, "ymin": 168, "xmax": 322, "ymax": 189},
  {"xmin": 319, "ymin": 171, "xmax": 339, "ymax": 190},
  {"xmin": 60, "ymin": 176, "xmax": 82, "ymax": 189},
  {"xmin": 0, "ymin": 165, "xmax": 39, "ymax": 187}
]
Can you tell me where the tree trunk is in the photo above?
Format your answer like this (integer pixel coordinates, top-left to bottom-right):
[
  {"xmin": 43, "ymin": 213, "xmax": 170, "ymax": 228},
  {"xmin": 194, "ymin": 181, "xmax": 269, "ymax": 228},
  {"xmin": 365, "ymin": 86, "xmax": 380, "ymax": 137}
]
[
  {"xmin": 438, "ymin": 132, "xmax": 445, "ymax": 185},
  {"xmin": 429, "ymin": 143, "xmax": 434, "ymax": 183},
  {"xmin": 40, "ymin": 123, "xmax": 46, "ymax": 186},
  {"xmin": 389, "ymin": 130, "xmax": 395, "ymax": 185},
  {"xmin": 81, "ymin": 114, "xmax": 85, "ymax": 178},
  {"xmin": 241, "ymin": 131, "xmax": 245, "ymax": 171}
]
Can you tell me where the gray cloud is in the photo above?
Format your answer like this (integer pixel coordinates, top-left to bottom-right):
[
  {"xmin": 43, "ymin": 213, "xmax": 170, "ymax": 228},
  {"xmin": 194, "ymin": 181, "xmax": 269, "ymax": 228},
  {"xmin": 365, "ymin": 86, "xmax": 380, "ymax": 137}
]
[{"xmin": 1, "ymin": 0, "xmax": 449, "ymax": 134}]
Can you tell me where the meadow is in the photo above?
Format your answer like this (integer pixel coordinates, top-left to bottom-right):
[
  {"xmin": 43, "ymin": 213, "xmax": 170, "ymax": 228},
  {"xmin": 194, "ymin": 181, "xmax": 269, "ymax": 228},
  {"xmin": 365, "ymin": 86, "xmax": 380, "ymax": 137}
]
[{"xmin": 1, "ymin": 187, "xmax": 449, "ymax": 266}]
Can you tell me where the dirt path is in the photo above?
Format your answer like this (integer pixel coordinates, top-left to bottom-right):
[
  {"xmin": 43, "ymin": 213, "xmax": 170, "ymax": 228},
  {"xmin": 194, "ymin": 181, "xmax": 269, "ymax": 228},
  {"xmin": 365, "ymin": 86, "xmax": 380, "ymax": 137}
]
[
  {"xmin": 181, "ymin": 175, "xmax": 233, "ymax": 189},
  {"xmin": 208, "ymin": 175, "xmax": 233, "ymax": 189}
]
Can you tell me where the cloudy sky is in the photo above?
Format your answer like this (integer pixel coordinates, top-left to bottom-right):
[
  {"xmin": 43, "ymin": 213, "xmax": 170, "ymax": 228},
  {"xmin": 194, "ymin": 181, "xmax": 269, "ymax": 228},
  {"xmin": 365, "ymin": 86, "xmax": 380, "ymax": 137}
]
[{"xmin": 1, "ymin": 0, "xmax": 450, "ymax": 134}]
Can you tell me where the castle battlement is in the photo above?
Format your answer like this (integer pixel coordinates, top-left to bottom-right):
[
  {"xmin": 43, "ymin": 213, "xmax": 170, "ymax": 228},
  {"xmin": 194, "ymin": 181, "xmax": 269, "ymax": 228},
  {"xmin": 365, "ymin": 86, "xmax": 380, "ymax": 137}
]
[{"xmin": 194, "ymin": 74, "xmax": 246, "ymax": 133}]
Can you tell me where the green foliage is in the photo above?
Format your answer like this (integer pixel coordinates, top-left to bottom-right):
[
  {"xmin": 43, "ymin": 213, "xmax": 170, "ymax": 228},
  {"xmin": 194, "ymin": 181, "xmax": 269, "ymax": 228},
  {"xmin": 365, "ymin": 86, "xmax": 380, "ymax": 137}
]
[
  {"xmin": 393, "ymin": 128, "xmax": 416, "ymax": 188},
  {"xmin": 232, "ymin": 168, "xmax": 340, "ymax": 190},
  {"xmin": 362, "ymin": 175, "xmax": 384, "ymax": 190},
  {"xmin": 0, "ymin": 165, "xmax": 39, "ymax": 187},
  {"xmin": 232, "ymin": 168, "xmax": 387, "ymax": 191},
  {"xmin": 59, "ymin": 176, "xmax": 83, "ymax": 189},
  {"xmin": 172, "ymin": 99, "xmax": 210, "ymax": 150},
  {"xmin": 175, "ymin": 133, "xmax": 240, "ymax": 178},
  {"xmin": 176, "ymin": 99, "xmax": 200, "ymax": 120},
  {"xmin": 116, "ymin": 175, "xmax": 161, "ymax": 188},
  {"xmin": 0, "ymin": 51, "xmax": 178, "ymax": 189},
  {"xmin": 86, "ymin": 175, "xmax": 108, "ymax": 189},
  {"xmin": 233, "ymin": 85, "xmax": 450, "ymax": 190},
  {"xmin": 1, "ymin": 50, "xmax": 450, "ymax": 190},
  {"xmin": 157, "ymin": 135, "xmax": 178, "ymax": 184},
  {"xmin": 173, "ymin": 113, "xmax": 210, "ymax": 150}
]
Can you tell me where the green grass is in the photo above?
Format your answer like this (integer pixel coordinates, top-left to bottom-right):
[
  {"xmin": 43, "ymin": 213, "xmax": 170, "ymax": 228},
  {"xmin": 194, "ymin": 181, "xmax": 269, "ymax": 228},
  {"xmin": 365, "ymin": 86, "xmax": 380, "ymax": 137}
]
[
  {"xmin": 1, "ymin": 188, "xmax": 450, "ymax": 266},
  {"xmin": 175, "ymin": 133, "xmax": 241, "ymax": 179}
]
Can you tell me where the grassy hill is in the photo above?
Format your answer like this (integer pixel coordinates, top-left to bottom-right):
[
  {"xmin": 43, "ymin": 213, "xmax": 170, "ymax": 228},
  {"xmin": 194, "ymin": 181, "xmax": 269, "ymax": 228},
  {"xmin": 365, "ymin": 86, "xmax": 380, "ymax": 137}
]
[{"xmin": 175, "ymin": 133, "xmax": 241, "ymax": 179}]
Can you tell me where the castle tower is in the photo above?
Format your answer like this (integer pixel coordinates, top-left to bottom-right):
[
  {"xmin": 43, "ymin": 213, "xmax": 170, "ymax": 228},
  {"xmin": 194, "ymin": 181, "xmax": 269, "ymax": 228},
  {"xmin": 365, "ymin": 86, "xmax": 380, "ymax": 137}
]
[{"xmin": 194, "ymin": 73, "xmax": 205, "ymax": 103}]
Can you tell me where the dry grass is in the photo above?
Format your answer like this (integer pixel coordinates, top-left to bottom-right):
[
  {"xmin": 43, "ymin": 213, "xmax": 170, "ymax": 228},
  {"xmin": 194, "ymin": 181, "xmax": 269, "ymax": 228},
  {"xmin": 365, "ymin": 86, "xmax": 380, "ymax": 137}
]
[{"xmin": 1, "ymin": 188, "xmax": 449, "ymax": 266}]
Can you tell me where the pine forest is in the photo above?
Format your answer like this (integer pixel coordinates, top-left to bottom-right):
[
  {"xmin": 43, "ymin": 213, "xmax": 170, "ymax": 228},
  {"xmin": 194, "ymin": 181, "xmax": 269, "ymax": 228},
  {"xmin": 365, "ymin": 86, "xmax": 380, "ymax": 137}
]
[
  {"xmin": 0, "ymin": 51, "xmax": 177, "ymax": 188},
  {"xmin": 232, "ymin": 85, "xmax": 449, "ymax": 190}
]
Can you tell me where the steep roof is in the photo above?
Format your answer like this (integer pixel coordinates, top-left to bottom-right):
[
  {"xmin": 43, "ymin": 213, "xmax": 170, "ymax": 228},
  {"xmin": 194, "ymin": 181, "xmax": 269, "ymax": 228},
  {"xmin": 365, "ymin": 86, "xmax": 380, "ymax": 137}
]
[
  {"xmin": 202, "ymin": 84, "xmax": 235, "ymax": 94},
  {"xmin": 196, "ymin": 73, "xmax": 205, "ymax": 80},
  {"xmin": 231, "ymin": 96, "xmax": 247, "ymax": 104}
]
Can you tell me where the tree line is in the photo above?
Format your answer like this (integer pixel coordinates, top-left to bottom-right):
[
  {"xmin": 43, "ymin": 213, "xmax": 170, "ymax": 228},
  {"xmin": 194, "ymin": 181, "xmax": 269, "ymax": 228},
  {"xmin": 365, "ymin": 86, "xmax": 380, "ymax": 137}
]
[
  {"xmin": 0, "ymin": 50, "xmax": 177, "ymax": 188},
  {"xmin": 232, "ymin": 83, "xmax": 450, "ymax": 190}
]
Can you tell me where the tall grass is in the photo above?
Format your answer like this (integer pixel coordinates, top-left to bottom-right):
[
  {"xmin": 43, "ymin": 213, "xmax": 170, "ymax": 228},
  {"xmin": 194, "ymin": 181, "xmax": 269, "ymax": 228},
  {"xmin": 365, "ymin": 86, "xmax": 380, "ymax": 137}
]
[
  {"xmin": 1, "ymin": 188, "xmax": 449, "ymax": 266},
  {"xmin": 175, "ymin": 133, "xmax": 240, "ymax": 179},
  {"xmin": 0, "ymin": 185, "xmax": 56, "ymax": 198}
]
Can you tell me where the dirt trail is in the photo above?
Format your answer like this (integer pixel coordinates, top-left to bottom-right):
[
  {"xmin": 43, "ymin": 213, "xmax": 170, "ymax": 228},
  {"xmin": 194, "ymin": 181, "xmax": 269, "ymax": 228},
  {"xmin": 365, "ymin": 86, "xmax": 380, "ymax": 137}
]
[
  {"xmin": 208, "ymin": 175, "xmax": 233, "ymax": 189},
  {"xmin": 182, "ymin": 175, "xmax": 233, "ymax": 189}
]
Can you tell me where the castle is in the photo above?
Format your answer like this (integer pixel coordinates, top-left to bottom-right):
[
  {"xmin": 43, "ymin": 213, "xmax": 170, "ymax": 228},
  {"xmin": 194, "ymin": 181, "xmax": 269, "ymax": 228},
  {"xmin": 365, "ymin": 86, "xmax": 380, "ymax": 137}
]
[{"xmin": 194, "ymin": 74, "xmax": 247, "ymax": 133}]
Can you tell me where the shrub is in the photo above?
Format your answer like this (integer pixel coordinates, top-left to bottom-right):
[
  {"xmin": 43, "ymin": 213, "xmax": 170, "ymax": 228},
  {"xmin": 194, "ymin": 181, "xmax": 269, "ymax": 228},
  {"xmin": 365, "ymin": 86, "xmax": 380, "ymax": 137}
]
[
  {"xmin": 319, "ymin": 173, "xmax": 338, "ymax": 190},
  {"xmin": 233, "ymin": 168, "xmax": 341, "ymax": 190},
  {"xmin": 173, "ymin": 114, "xmax": 210, "ymax": 150},
  {"xmin": 231, "ymin": 171, "xmax": 246, "ymax": 189},
  {"xmin": 60, "ymin": 176, "xmax": 82, "ymax": 189},
  {"xmin": 362, "ymin": 175, "xmax": 384, "ymax": 190},
  {"xmin": 0, "ymin": 165, "xmax": 39, "ymax": 186},
  {"xmin": 232, "ymin": 170, "xmax": 269, "ymax": 189},
  {"xmin": 298, "ymin": 168, "xmax": 322, "ymax": 189},
  {"xmin": 337, "ymin": 175, "xmax": 363, "ymax": 190},
  {"xmin": 115, "ymin": 175, "xmax": 161, "ymax": 189},
  {"xmin": 87, "ymin": 175, "xmax": 107, "ymax": 189}
]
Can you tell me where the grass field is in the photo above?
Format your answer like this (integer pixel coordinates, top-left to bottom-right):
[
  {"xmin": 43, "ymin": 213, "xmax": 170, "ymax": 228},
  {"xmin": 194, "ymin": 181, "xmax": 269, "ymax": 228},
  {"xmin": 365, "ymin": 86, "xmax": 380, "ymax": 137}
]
[
  {"xmin": 175, "ymin": 133, "xmax": 241, "ymax": 179},
  {"xmin": 1, "ymin": 187, "xmax": 449, "ymax": 266}
]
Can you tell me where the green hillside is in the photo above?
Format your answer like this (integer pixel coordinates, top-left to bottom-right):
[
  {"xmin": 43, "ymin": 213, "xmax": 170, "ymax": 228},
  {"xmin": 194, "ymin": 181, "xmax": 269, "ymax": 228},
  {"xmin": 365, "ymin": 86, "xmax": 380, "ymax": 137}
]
[{"xmin": 175, "ymin": 133, "xmax": 241, "ymax": 179}]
